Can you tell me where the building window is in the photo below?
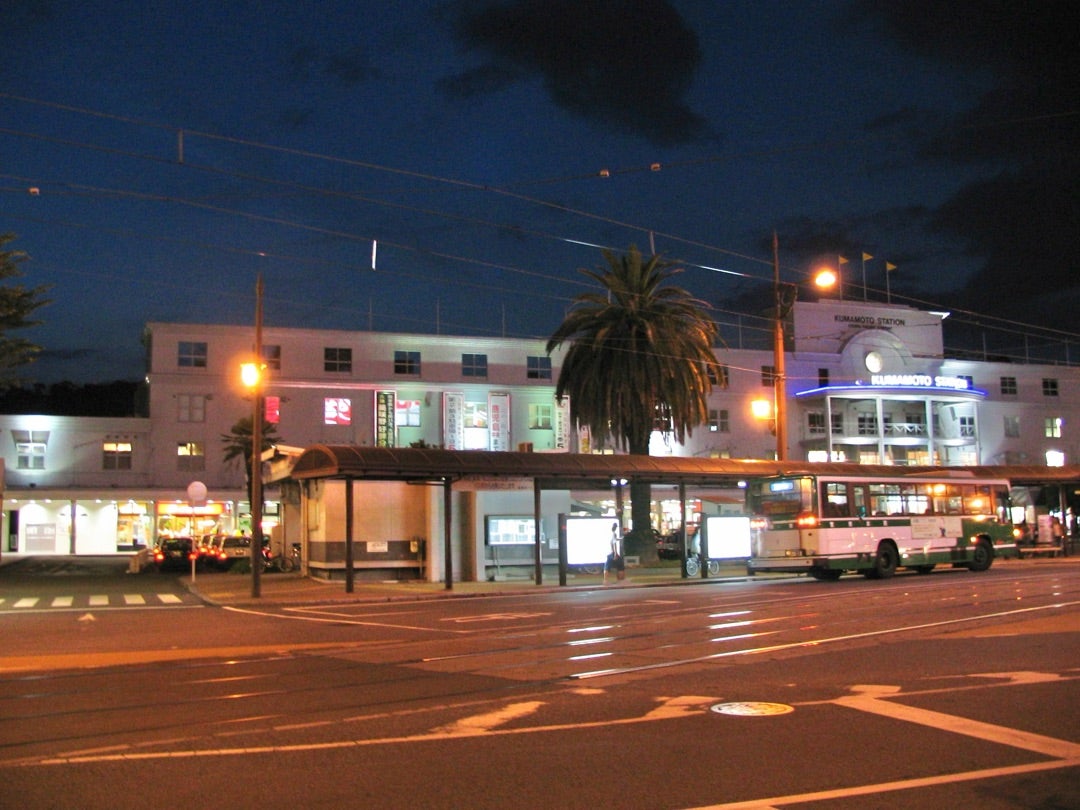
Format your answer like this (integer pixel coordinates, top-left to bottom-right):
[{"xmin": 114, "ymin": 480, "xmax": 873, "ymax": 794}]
[
  {"xmin": 527, "ymin": 355, "xmax": 552, "ymax": 380},
  {"xmin": 708, "ymin": 409, "xmax": 729, "ymax": 433},
  {"xmin": 807, "ymin": 412, "xmax": 826, "ymax": 435},
  {"xmin": 1043, "ymin": 378, "xmax": 1059, "ymax": 397},
  {"xmin": 262, "ymin": 344, "xmax": 281, "ymax": 371},
  {"xmin": 462, "ymin": 353, "xmax": 487, "ymax": 378},
  {"xmin": 818, "ymin": 368, "xmax": 830, "ymax": 387},
  {"xmin": 177, "ymin": 341, "xmax": 207, "ymax": 368},
  {"xmin": 707, "ymin": 364, "xmax": 729, "ymax": 386},
  {"xmin": 176, "ymin": 441, "xmax": 205, "ymax": 472},
  {"xmin": 324, "ymin": 397, "xmax": 352, "ymax": 426},
  {"xmin": 529, "ymin": 403, "xmax": 553, "ymax": 430},
  {"xmin": 12, "ymin": 429, "xmax": 48, "ymax": 470},
  {"xmin": 394, "ymin": 350, "xmax": 421, "ymax": 376},
  {"xmin": 1000, "ymin": 376, "xmax": 1017, "ymax": 396},
  {"xmin": 396, "ymin": 400, "xmax": 421, "ymax": 427},
  {"xmin": 831, "ymin": 412, "xmax": 844, "ymax": 433},
  {"xmin": 1004, "ymin": 415, "xmax": 1020, "ymax": 438},
  {"xmin": 103, "ymin": 440, "xmax": 132, "ymax": 470},
  {"xmin": 177, "ymin": 394, "xmax": 206, "ymax": 423},
  {"xmin": 1045, "ymin": 417, "xmax": 1063, "ymax": 439},
  {"xmin": 761, "ymin": 365, "xmax": 776, "ymax": 387},
  {"xmin": 857, "ymin": 412, "xmax": 878, "ymax": 436},
  {"xmin": 959, "ymin": 415, "xmax": 976, "ymax": 438},
  {"xmin": 324, "ymin": 347, "xmax": 352, "ymax": 373}
]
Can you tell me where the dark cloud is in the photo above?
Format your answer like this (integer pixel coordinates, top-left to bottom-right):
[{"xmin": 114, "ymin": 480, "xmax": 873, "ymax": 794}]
[
  {"xmin": 850, "ymin": 1, "xmax": 1079, "ymax": 332},
  {"xmin": 288, "ymin": 43, "xmax": 381, "ymax": 86},
  {"xmin": 441, "ymin": 0, "xmax": 706, "ymax": 146}
]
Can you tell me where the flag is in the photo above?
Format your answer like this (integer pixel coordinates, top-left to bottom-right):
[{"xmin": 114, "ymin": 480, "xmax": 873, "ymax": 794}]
[
  {"xmin": 862, "ymin": 252, "xmax": 873, "ymax": 261},
  {"xmin": 838, "ymin": 255, "xmax": 849, "ymax": 265},
  {"xmin": 886, "ymin": 262, "xmax": 896, "ymax": 272}
]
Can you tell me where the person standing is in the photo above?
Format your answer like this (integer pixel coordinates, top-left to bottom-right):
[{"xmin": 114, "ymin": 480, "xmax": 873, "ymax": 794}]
[{"xmin": 604, "ymin": 522, "xmax": 625, "ymax": 584}]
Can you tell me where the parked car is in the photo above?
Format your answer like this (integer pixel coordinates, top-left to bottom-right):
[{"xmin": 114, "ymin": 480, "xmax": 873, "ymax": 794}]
[
  {"xmin": 656, "ymin": 532, "xmax": 681, "ymax": 559},
  {"xmin": 208, "ymin": 535, "xmax": 253, "ymax": 569},
  {"xmin": 152, "ymin": 537, "xmax": 196, "ymax": 571}
]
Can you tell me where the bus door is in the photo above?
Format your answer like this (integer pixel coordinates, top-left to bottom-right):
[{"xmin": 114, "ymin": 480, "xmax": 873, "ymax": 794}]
[
  {"xmin": 822, "ymin": 482, "xmax": 872, "ymax": 554},
  {"xmin": 848, "ymin": 484, "xmax": 878, "ymax": 552}
]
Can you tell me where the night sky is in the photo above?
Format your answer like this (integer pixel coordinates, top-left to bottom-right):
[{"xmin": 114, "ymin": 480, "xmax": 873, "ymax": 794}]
[{"xmin": 2, "ymin": 1, "xmax": 1076, "ymax": 383}]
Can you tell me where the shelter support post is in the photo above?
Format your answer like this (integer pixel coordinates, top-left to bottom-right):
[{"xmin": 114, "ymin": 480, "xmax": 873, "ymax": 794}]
[
  {"xmin": 443, "ymin": 477, "xmax": 453, "ymax": 590},
  {"xmin": 345, "ymin": 477, "xmax": 354, "ymax": 594},
  {"xmin": 533, "ymin": 479, "xmax": 543, "ymax": 586}
]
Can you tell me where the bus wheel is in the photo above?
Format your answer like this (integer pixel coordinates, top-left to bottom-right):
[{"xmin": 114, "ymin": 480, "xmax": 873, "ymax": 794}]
[
  {"xmin": 869, "ymin": 543, "xmax": 898, "ymax": 579},
  {"xmin": 968, "ymin": 540, "xmax": 993, "ymax": 572},
  {"xmin": 912, "ymin": 564, "xmax": 935, "ymax": 574},
  {"xmin": 810, "ymin": 567, "xmax": 842, "ymax": 581}
]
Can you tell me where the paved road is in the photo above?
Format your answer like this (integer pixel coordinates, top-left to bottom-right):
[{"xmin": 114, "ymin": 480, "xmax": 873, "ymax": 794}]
[{"xmin": 0, "ymin": 561, "xmax": 1076, "ymax": 809}]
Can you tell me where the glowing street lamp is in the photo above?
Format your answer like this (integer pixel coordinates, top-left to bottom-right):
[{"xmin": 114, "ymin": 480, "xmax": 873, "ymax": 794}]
[{"xmin": 770, "ymin": 233, "xmax": 837, "ymax": 460}]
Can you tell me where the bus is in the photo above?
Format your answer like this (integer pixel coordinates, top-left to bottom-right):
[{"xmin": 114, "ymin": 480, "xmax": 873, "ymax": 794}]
[{"xmin": 746, "ymin": 471, "xmax": 1020, "ymax": 580}]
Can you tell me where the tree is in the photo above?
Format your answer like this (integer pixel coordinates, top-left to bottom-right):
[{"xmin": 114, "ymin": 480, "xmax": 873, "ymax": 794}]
[
  {"xmin": 0, "ymin": 233, "xmax": 51, "ymax": 387},
  {"xmin": 546, "ymin": 245, "xmax": 723, "ymax": 556},
  {"xmin": 220, "ymin": 415, "xmax": 282, "ymax": 508}
]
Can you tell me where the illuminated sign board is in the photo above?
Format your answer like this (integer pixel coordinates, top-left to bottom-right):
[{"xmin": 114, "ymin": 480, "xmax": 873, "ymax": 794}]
[{"xmin": 869, "ymin": 374, "xmax": 970, "ymax": 390}]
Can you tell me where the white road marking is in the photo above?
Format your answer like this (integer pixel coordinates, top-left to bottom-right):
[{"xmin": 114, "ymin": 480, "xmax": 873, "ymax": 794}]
[
  {"xmin": 157, "ymin": 593, "xmax": 183, "ymax": 604},
  {"xmin": 88, "ymin": 595, "xmax": 109, "ymax": 607},
  {"xmin": 123, "ymin": 594, "xmax": 146, "ymax": 605},
  {"xmin": 13, "ymin": 598, "xmax": 39, "ymax": 609},
  {"xmin": 51, "ymin": 596, "xmax": 74, "ymax": 608},
  {"xmin": 835, "ymin": 683, "xmax": 1080, "ymax": 759}
]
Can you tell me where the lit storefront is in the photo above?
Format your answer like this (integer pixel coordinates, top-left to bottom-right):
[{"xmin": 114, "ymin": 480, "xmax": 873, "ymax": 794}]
[{"xmin": 795, "ymin": 377, "xmax": 985, "ymax": 466}]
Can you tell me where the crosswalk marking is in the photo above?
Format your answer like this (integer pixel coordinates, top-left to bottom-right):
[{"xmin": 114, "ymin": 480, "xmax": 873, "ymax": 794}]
[{"xmin": 0, "ymin": 593, "xmax": 192, "ymax": 611}]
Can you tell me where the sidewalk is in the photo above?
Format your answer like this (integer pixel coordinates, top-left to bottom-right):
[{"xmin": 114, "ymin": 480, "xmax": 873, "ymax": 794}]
[{"xmin": 186, "ymin": 563, "xmax": 753, "ymax": 607}]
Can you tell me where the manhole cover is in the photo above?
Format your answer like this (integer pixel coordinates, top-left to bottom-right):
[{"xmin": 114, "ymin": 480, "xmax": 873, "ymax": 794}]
[{"xmin": 710, "ymin": 702, "xmax": 794, "ymax": 717}]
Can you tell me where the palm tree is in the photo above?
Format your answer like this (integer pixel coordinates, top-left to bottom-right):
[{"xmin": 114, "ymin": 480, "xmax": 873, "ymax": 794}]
[
  {"xmin": 220, "ymin": 415, "xmax": 281, "ymax": 508},
  {"xmin": 546, "ymin": 245, "xmax": 723, "ymax": 556}
]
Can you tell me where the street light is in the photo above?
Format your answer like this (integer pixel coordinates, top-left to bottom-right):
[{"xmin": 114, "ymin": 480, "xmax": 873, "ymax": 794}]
[
  {"xmin": 769, "ymin": 232, "xmax": 836, "ymax": 460},
  {"xmin": 241, "ymin": 274, "xmax": 264, "ymax": 598}
]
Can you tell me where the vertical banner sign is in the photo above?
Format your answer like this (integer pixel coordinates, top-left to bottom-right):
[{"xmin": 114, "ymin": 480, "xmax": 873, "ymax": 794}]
[
  {"xmin": 488, "ymin": 392, "xmax": 510, "ymax": 451},
  {"xmin": 375, "ymin": 390, "xmax": 396, "ymax": 447},
  {"xmin": 443, "ymin": 392, "xmax": 464, "ymax": 450},
  {"xmin": 578, "ymin": 424, "xmax": 592, "ymax": 455},
  {"xmin": 553, "ymin": 396, "xmax": 570, "ymax": 452}
]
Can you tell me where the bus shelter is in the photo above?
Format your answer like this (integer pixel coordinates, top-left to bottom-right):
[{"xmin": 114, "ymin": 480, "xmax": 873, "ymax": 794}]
[{"xmin": 285, "ymin": 445, "xmax": 1080, "ymax": 592}]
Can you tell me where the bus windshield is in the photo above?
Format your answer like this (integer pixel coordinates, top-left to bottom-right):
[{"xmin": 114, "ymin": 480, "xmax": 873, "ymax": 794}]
[{"xmin": 748, "ymin": 477, "xmax": 813, "ymax": 519}]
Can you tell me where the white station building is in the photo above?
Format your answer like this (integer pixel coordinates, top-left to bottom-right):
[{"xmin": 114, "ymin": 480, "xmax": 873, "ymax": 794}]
[{"xmin": 1, "ymin": 297, "xmax": 1076, "ymax": 575}]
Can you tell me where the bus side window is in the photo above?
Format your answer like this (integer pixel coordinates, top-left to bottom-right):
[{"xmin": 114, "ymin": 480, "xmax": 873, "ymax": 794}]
[{"xmin": 852, "ymin": 485, "xmax": 868, "ymax": 518}]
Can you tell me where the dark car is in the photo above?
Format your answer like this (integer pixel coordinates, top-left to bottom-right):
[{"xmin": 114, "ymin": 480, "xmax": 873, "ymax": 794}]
[{"xmin": 152, "ymin": 537, "xmax": 196, "ymax": 571}]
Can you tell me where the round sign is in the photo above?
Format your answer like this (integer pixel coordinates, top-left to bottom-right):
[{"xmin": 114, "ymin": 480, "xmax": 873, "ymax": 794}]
[
  {"xmin": 710, "ymin": 702, "xmax": 794, "ymax": 717},
  {"xmin": 186, "ymin": 480, "xmax": 208, "ymax": 505}
]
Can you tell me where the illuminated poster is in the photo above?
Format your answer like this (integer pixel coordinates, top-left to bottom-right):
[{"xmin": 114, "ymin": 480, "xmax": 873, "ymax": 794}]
[
  {"xmin": 553, "ymin": 396, "xmax": 570, "ymax": 452},
  {"xmin": 578, "ymin": 424, "xmax": 592, "ymax": 455},
  {"xmin": 264, "ymin": 396, "xmax": 280, "ymax": 424},
  {"xmin": 443, "ymin": 391, "xmax": 464, "ymax": 450},
  {"xmin": 489, "ymin": 392, "xmax": 510, "ymax": 451},
  {"xmin": 375, "ymin": 390, "xmax": 395, "ymax": 447},
  {"xmin": 324, "ymin": 397, "xmax": 351, "ymax": 425}
]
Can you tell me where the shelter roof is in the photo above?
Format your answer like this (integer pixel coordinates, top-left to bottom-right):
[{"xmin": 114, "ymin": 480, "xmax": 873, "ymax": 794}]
[{"xmin": 286, "ymin": 446, "xmax": 1080, "ymax": 489}]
